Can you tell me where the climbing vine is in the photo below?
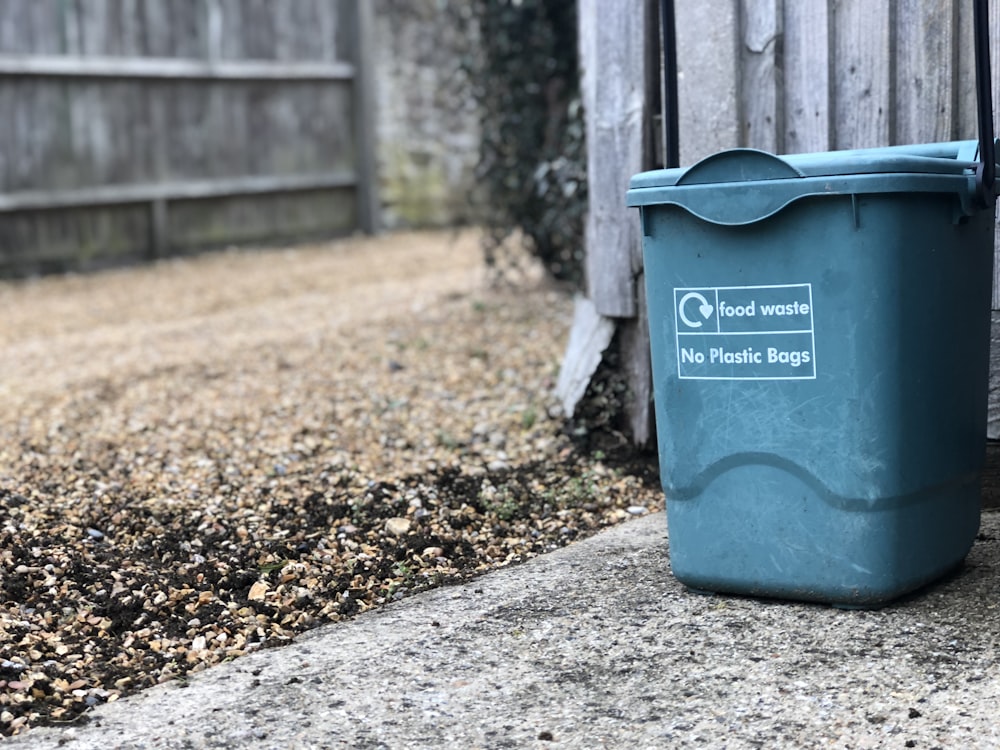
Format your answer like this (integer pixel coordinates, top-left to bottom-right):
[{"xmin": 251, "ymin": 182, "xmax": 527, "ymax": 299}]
[{"xmin": 452, "ymin": 0, "xmax": 587, "ymax": 287}]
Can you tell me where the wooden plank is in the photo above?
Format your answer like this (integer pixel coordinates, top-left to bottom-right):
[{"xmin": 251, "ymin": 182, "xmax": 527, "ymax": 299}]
[
  {"xmin": 353, "ymin": 0, "xmax": 379, "ymax": 234},
  {"xmin": 167, "ymin": 188, "xmax": 356, "ymax": 252},
  {"xmin": 0, "ymin": 54, "xmax": 354, "ymax": 80},
  {"xmin": 555, "ymin": 296, "xmax": 617, "ymax": 417},
  {"xmin": 956, "ymin": 0, "xmax": 979, "ymax": 142},
  {"xmin": 618, "ymin": 279, "xmax": 653, "ymax": 448},
  {"xmin": 149, "ymin": 198, "xmax": 168, "ymax": 259},
  {"xmin": 0, "ymin": 171, "xmax": 358, "ymax": 212},
  {"xmin": 572, "ymin": 0, "xmax": 657, "ymax": 445},
  {"xmin": 274, "ymin": 0, "xmax": 295, "ymax": 62},
  {"xmin": 0, "ymin": 79, "xmax": 43, "ymax": 192},
  {"xmin": 739, "ymin": 0, "xmax": 782, "ymax": 153},
  {"xmin": 981, "ymin": 440, "xmax": 1000, "ymax": 507},
  {"xmin": 80, "ymin": 0, "xmax": 109, "ymax": 57},
  {"xmin": 675, "ymin": 0, "xmax": 739, "ymax": 163},
  {"xmin": 170, "ymin": 0, "xmax": 212, "ymax": 59},
  {"xmin": 783, "ymin": 0, "xmax": 831, "ymax": 154},
  {"xmin": 206, "ymin": 0, "xmax": 224, "ymax": 62},
  {"xmin": 318, "ymin": 0, "xmax": 337, "ymax": 62},
  {"xmin": 139, "ymin": 0, "xmax": 171, "ymax": 57},
  {"xmin": 148, "ymin": 73, "xmax": 170, "ymax": 256},
  {"xmin": 579, "ymin": 0, "xmax": 650, "ymax": 319},
  {"xmin": 216, "ymin": 0, "xmax": 243, "ymax": 61},
  {"xmin": 119, "ymin": 0, "xmax": 143, "ymax": 57},
  {"xmin": 894, "ymin": 0, "xmax": 958, "ymax": 145},
  {"xmin": 0, "ymin": 203, "xmax": 151, "ymax": 275},
  {"xmin": 990, "ymin": 312, "xmax": 1000, "ymax": 439},
  {"xmin": 0, "ymin": 2, "xmax": 50, "ymax": 55},
  {"xmin": 61, "ymin": 0, "xmax": 82, "ymax": 56},
  {"xmin": 831, "ymin": 0, "xmax": 892, "ymax": 149},
  {"xmin": 242, "ymin": 0, "xmax": 276, "ymax": 60}
]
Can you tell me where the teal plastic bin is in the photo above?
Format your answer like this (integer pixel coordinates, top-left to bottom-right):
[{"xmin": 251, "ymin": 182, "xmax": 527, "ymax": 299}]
[{"xmin": 626, "ymin": 141, "xmax": 996, "ymax": 607}]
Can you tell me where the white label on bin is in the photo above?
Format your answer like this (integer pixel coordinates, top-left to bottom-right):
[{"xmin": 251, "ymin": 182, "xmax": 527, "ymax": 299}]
[{"xmin": 674, "ymin": 284, "xmax": 816, "ymax": 380}]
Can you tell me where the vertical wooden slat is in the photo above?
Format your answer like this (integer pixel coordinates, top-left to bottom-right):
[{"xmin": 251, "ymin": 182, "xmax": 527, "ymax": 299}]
[
  {"xmin": 619, "ymin": 279, "xmax": 653, "ymax": 448},
  {"xmin": 120, "ymin": 0, "xmax": 142, "ymax": 57},
  {"xmin": 739, "ymin": 0, "xmax": 783, "ymax": 152},
  {"xmin": 568, "ymin": 0, "xmax": 656, "ymax": 444},
  {"xmin": 895, "ymin": 0, "xmax": 957, "ymax": 145},
  {"xmin": 62, "ymin": 0, "xmax": 82, "ymax": 56},
  {"xmin": 244, "ymin": 0, "xmax": 274, "ymax": 60},
  {"xmin": 274, "ymin": 0, "xmax": 293, "ymax": 62},
  {"xmin": 205, "ymin": 0, "xmax": 223, "ymax": 62},
  {"xmin": 216, "ymin": 0, "xmax": 237, "ymax": 60},
  {"xmin": 956, "ymin": 0, "xmax": 978, "ymax": 142},
  {"xmin": 141, "ymin": 0, "xmax": 168, "ymax": 57},
  {"xmin": 831, "ymin": 0, "xmax": 892, "ymax": 149},
  {"xmin": 318, "ymin": 0, "xmax": 336, "ymax": 62},
  {"xmin": 353, "ymin": 0, "xmax": 379, "ymax": 234},
  {"xmin": 580, "ymin": 0, "xmax": 650, "ymax": 319},
  {"xmin": 149, "ymin": 198, "xmax": 168, "ymax": 258},
  {"xmin": 675, "ymin": 0, "xmax": 740, "ymax": 163},
  {"xmin": 142, "ymin": 0, "xmax": 174, "ymax": 258},
  {"xmin": 147, "ymin": 81, "xmax": 169, "ymax": 254},
  {"xmin": 81, "ymin": 0, "xmax": 108, "ymax": 56},
  {"xmin": 783, "ymin": 0, "xmax": 832, "ymax": 154}
]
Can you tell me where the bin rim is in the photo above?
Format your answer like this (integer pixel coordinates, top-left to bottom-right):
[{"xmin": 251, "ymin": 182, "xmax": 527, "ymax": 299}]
[
  {"xmin": 625, "ymin": 141, "xmax": 994, "ymax": 225},
  {"xmin": 628, "ymin": 140, "xmax": 982, "ymax": 192}
]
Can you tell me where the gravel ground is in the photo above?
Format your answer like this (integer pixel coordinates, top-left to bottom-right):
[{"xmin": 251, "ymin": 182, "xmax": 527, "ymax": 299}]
[{"xmin": 0, "ymin": 229, "xmax": 661, "ymax": 737}]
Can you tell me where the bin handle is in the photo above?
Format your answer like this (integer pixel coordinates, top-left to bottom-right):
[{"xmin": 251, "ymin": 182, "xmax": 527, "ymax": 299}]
[{"xmin": 974, "ymin": 0, "xmax": 996, "ymax": 207}]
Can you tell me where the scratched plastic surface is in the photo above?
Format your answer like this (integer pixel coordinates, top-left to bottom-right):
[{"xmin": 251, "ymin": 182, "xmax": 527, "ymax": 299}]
[{"xmin": 627, "ymin": 141, "xmax": 995, "ymax": 607}]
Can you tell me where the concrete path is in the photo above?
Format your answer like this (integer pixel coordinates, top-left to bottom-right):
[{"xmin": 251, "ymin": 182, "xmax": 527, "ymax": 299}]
[{"xmin": 11, "ymin": 511, "xmax": 1000, "ymax": 749}]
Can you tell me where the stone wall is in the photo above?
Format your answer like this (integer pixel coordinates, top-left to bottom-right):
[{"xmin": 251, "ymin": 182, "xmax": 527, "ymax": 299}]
[{"xmin": 372, "ymin": 1, "xmax": 480, "ymax": 229}]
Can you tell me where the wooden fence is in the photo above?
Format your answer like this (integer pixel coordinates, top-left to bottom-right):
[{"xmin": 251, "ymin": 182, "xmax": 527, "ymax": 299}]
[
  {"xmin": 579, "ymin": 0, "xmax": 1000, "ymax": 442},
  {"xmin": 0, "ymin": 0, "xmax": 376, "ymax": 276}
]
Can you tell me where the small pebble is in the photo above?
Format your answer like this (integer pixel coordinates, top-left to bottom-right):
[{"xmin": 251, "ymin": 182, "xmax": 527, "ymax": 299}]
[
  {"xmin": 385, "ymin": 517, "xmax": 412, "ymax": 536},
  {"xmin": 248, "ymin": 581, "xmax": 269, "ymax": 601}
]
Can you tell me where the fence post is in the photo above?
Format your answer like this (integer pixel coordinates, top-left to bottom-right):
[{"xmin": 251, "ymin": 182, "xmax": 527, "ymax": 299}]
[{"xmin": 354, "ymin": 0, "xmax": 380, "ymax": 234}]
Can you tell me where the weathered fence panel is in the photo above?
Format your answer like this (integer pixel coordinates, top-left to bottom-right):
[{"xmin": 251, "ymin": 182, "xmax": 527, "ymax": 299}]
[
  {"xmin": 0, "ymin": 0, "xmax": 374, "ymax": 275},
  {"xmin": 578, "ymin": 0, "xmax": 1000, "ymax": 441},
  {"xmin": 672, "ymin": 0, "xmax": 984, "ymax": 161}
]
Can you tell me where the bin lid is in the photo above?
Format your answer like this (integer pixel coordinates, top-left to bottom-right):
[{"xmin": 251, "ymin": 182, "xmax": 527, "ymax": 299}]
[{"xmin": 626, "ymin": 140, "xmax": 987, "ymax": 225}]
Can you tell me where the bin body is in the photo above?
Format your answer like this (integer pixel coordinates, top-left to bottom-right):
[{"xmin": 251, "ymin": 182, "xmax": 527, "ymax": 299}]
[{"xmin": 627, "ymin": 142, "xmax": 995, "ymax": 607}]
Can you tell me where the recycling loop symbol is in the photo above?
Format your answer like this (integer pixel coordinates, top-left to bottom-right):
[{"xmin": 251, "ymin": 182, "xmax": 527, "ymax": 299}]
[{"xmin": 678, "ymin": 291, "xmax": 714, "ymax": 328}]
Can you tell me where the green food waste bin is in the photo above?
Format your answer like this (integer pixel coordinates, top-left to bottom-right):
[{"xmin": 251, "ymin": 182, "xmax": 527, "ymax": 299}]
[{"xmin": 626, "ymin": 140, "xmax": 997, "ymax": 607}]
